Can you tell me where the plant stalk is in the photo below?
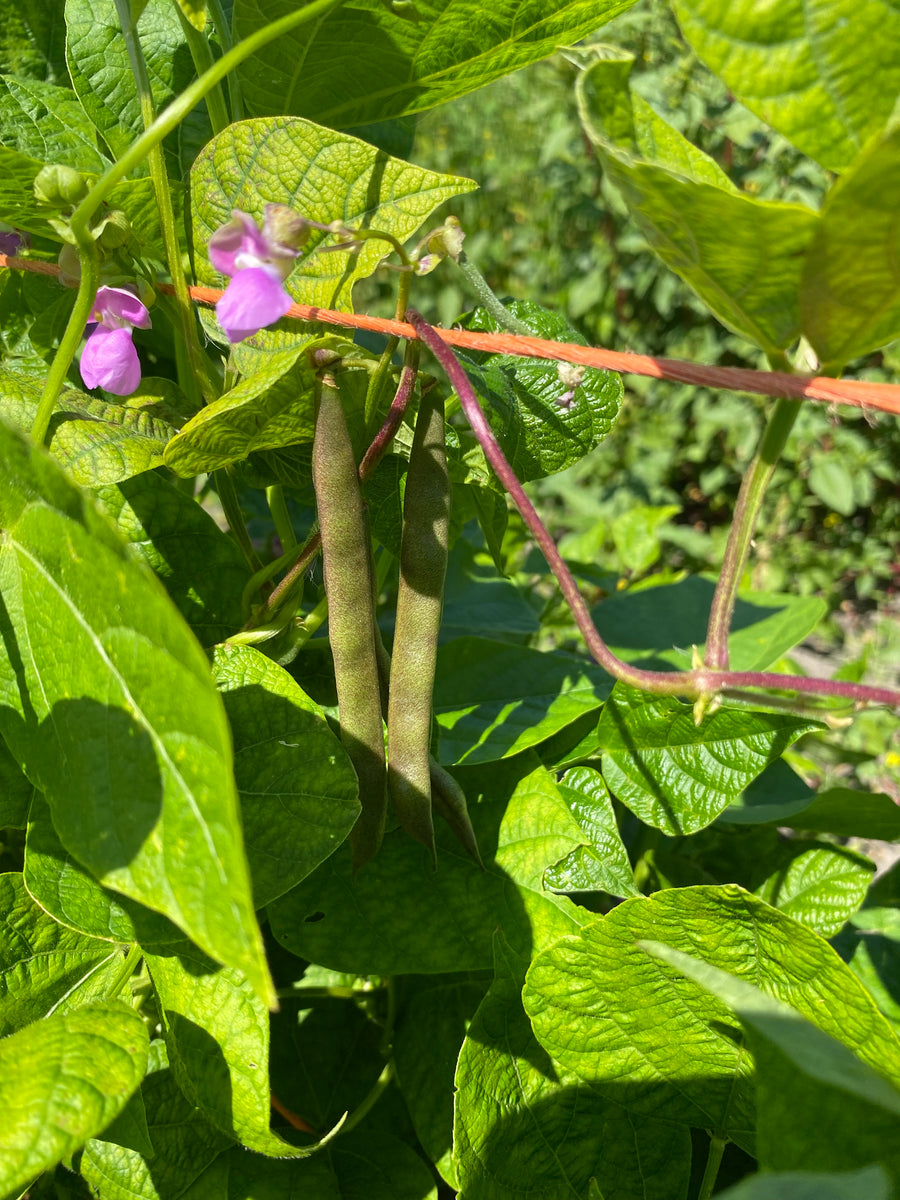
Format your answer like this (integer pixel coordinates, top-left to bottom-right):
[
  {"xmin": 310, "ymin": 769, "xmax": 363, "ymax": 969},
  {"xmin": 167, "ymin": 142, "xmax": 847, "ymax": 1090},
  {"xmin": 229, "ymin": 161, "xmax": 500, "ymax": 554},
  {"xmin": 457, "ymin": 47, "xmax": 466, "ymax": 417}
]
[
  {"xmin": 175, "ymin": 5, "xmax": 231, "ymax": 134},
  {"xmin": 698, "ymin": 1133, "xmax": 727, "ymax": 1200},
  {"xmin": 705, "ymin": 397, "xmax": 801, "ymax": 669},
  {"xmin": 454, "ymin": 251, "xmax": 536, "ymax": 335}
]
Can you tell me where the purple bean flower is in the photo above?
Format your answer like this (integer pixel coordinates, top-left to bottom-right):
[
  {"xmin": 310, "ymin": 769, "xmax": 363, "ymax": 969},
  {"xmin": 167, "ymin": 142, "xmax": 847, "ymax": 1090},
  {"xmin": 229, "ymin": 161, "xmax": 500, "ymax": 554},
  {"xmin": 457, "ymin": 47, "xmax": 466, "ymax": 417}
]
[
  {"xmin": 80, "ymin": 286, "xmax": 151, "ymax": 396},
  {"xmin": 0, "ymin": 226, "xmax": 27, "ymax": 256},
  {"xmin": 209, "ymin": 206, "xmax": 307, "ymax": 344}
]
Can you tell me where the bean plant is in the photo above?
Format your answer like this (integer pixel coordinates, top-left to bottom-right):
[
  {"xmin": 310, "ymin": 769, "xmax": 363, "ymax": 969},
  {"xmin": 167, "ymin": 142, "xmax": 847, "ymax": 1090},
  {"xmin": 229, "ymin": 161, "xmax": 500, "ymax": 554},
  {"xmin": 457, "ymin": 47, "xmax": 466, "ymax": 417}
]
[{"xmin": 0, "ymin": 1, "xmax": 899, "ymax": 1198}]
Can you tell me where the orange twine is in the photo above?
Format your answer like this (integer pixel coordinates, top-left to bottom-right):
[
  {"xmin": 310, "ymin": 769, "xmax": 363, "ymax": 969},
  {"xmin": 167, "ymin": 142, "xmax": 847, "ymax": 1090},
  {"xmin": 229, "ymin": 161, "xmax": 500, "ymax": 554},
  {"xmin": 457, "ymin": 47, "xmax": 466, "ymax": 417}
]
[{"xmin": 3, "ymin": 254, "xmax": 899, "ymax": 418}]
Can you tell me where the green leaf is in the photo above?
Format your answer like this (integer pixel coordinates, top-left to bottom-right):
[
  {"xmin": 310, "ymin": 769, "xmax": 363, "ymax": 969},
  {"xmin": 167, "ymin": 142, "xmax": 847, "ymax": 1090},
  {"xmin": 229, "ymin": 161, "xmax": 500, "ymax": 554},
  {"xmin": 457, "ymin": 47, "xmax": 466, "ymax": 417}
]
[
  {"xmin": 0, "ymin": 144, "xmax": 63, "ymax": 238},
  {"xmin": 788, "ymin": 787, "xmax": 900, "ymax": 841},
  {"xmin": 0, "ymin": 73, "xmax": 108, "ymax": 172},
  {"xmin": 1, "ymin": 371, "xmax": 178, "ymax": 485},
  {"xmin": 0, "ymin": 0, "xmax": 68, "ymax": 83},
  {"xmin": 24, "ymin": 792, "xmax": 182, "ymax": 945},
  {"xmin": 753, "ymin": 842, "xmax": 875, "ymax": 938},
  {"xmin": 0, "ymin": 999, "xmax": 149, "ymax": 1197},
  {"xmin": 669, "ymin": 0, "xmax": 900, "ymax": 172},
  {"xmin": 268, "ymin": 756, "xmax": 589, "ymax": 975},
  {"xmin": 577, "ymin": 53, "xmax": 818, "ymax": 355},
  {"xmin": 611, "ymin": 503, "xmax": 681, "ymax": 575},
  {"xmin": 81, "ymin": 1040, "xmax": 234, "ymax": 1200},
  {"xmin": 190, "ymin": 117, "xmax": 474, "ymax": 358},
  {"xmin": 0, "ymin": 871, "xmax": 124, "ymax": 1035},
  {"xmin": 640, "ymin": 941, "xmax": 900, "ymax": 1184},
  {"xmin": 92, "ymin": 472, "xmax": 251, "ymax": 648},
  {"xmin": 596, "ymin": 685, "xmax": 816, "ymax": 835},
  {"xmin": 433, "ymin": 637, "xmax": 613, "ymax": 766},
  {"xmin": 211, "ymin": 644, "xmax": 360, "ymax": 908},
  {"xmin": 460, "ymin": 300, "xmax": 623, "ymax": 482},
  {"xmin": 589, "ymin": 575, "xmax": 827, "ymax": 672},
  {"xmin": 234, "ymin": 0, "xmax": 640, "ymax": 128},
  {"xmin": 543, "ymin": 766, "xmax": 639, "ymax": 898},
  {"xmin": 174, "ymin": 0, "xmax": 206, "ymax": 31},
  {"xmin": 146, "ymin": 942, "xmax": 308, "ymax": 1157},
  {"xmin": 801, "ymin": 125, "xmax": 900, "ymax": 368},
  {"xmin": 394, "ymin": 973, "xmax": 490, "ymax": 1186},
  {"xmin": 0, "ymin": 733, "xmax": 33, "ymax": 826},
  {"xmin": 713, "ymin": 1166, "xmax": 891, "ymax": 1200},
  {"xmin": 65, "ymin": 0, "xmax": 198, "ymax": 167},
  {"xmin": 808, "ymin": 456, "xmax": 856, "ymax": 516},
  {"xmin": 523, "ymin": 886, "xmax": 900, "ymax": 1147},
  {"xmin": 717, "ymin": 758, "xmax": 816, "ymax": 826},
  {"xmin": 0, "ymin": 420, "xmax": 273, "ymax": 1004},
  {"xmin": 439, "ymin": 538, "xmax": 539, "ymax": 641},
  {"xmin": 454, "ymin": 932, "xmax": 692, "ymax": 1200}
]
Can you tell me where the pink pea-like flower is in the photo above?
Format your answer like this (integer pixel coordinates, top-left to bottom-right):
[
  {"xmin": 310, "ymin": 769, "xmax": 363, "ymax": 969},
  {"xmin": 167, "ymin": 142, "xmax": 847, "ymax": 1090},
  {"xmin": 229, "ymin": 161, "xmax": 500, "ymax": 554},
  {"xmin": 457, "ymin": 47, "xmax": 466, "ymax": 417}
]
[
  {"xmin": 80, "ymin": 286, "xmax": 151, "ymax": 396},
  {"xmin": 209, "ymin": 207, "xmax": 306, "ymax": 344}
]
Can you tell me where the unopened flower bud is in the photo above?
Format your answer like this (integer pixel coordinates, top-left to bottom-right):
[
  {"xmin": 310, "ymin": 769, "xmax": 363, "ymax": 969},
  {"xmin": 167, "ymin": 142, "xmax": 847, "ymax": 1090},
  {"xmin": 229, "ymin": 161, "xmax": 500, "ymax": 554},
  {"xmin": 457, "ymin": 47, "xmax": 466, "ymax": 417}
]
[
  {"xmin": 262, "ymin": 204, "xmax": 311, "ymax": 254},
  {"xmin": 556, "ymin": 362, "xmax": 585, "ymax": 409},
  {"xmin": 34, "ymin": 164, "xmax": 90, "ymax": 208},
  {"xmin": 58, "ymin": 244, "xmax": 82, "ymax": 287},
  {"xmin": 94, "ymin": 209, "xmax": 133, "ymax": 249}
]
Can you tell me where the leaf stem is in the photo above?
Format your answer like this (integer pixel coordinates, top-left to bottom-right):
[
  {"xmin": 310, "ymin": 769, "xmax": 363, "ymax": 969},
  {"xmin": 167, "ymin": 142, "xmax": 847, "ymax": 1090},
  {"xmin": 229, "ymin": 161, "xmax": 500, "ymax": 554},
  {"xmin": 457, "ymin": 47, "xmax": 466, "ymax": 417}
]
[
  {"xmin": 453, "ymin": 250, "xmax": 536, "ymax": 336},
  {"xmin": 704, "ymin": 397, "xmax": 801, "ymax": 669},
  {"xmin": 207, "ymin": 0, "xmax": 243, "ymax": 119},
  {"xmin": 115, "ymin": 0, "xmax": 218, "ymax": 405},
  {"xmin": 214, "ymin": 468, "xmax": 262, "ymax": 571},
  {"xmin": 698, "ymin": 1132, "xmax": 728, "ymax": 1200},
  {"xmin": 106, "ymin": 944, "xmax": 143, "ymax": 1000},
  {"xmin": 175, "ymin": 5, "xmax": 231, "ymax": 134},
  {"xmin": 266, "ymin": 485, "xmax": 296, "ymax": 550}
]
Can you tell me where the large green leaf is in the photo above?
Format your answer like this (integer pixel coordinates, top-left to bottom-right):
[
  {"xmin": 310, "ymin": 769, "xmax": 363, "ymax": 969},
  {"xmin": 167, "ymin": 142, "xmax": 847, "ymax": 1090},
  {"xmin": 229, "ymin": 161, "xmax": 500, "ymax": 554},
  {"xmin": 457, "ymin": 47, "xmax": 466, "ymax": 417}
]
[
  {"xmin": 190, "ymin": 116, "xmax": 474, "ymax": 358},
  {"xmin": 669, "ymin": 0, "xmax": 900, "ymax": 172},
  {"xmin": 268, "ymin": 756, "xmax": 589, "ymax": 975},
  {"xmin": 801, "ymin": 125, "xmax": 900, "ymax": 369},
  {"xmin": 789, "ymin": 786, "xmax": 900, "ymax": 841},
  {"xmin": 211, "ymin": 644, "xmax": 360, "ymax": 908},
  {"xmin": 717, "ymin": 758, "xmax": 816, "ymax": 826},
  {"xmin": 523, "ymin": 887, "xmax": 900, "ymax": 1147},
  {"xmin": 1, "ymin": 370, "xmax": 178, "ymax": 485},
  {"xmin": 65, "ymin": 0, "xmax": 199, "ymax": 166},
  {"xmin": 543, "ymin": 765, "xmax": 639, "ymax": 899},
  {"xmin": 0, "ymin": 73, "xmax": 108, "ymax": 172},
  {"xmin": 454, "ymin": 932, "xmax": 692, "ymax": 1200},
  {"xmin": 146, "ymin": 942, "xmax": 310, "ymax": 1157},
  {"xmin": 0, "ymin": 420, "xmax": 273, "ymax": 1003},
  {"xmin": 393, "ymin": 972, "xmax": 490, "ymax": 1186},
  {"xmin": 24, "ymin": 792, "xmax": 182, "ymax": 945},
  {"xmin": 0, "ymin": 144, "xmax": 63, "ymax": 238},
  {"xmin": 234, "ymin": 0, "xmax": 639, "ymax": 128},
  {"xmin": 0, "ymin": 999, "xmax": 149, "ymax": 1197},
  {"xmin": 589, "ymin": 575, "xmax": 827, "ymax": 672},
  {"xmin": 0, "ymin": 732, "xmax": 32, "ymax": 826},
  {"xmin": 752, "ymin": 841, "xmax": 874, "ymax": 939},
  {"xmin": 0, "ymin": 0, "xmax": 68, "ymax": 83},
  {"xmin": 0, "ymin": 870, "xmax": 122, "ymax": 1035},
  {"xmin": 596, "ymin": 685, "xmax": 816, "ymax": 835},
  {"xmin": 433, "ymin": 637, "xmax": 613, "ymax": 766},
  {"xmin": 92, "ymin": 472, "xmax": 251, "ymax": 648},
  {"xmin": 642, "ymin": 942, "xmax": 900, "ymax": 1185},
  {"xmin": 577, "ymin": 52, "xmax": 818, "ymax": 355},
  {"xmin": 460, "ymin": 300, "xmax": 622, "ymax": 482}
]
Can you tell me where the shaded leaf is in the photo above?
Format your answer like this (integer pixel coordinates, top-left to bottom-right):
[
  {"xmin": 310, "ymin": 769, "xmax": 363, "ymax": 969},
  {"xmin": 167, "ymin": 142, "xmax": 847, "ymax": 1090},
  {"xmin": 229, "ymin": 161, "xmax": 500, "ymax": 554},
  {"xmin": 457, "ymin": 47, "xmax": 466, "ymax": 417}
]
[
  {"xmin": 433, "ymin": 637, "xmax": 613, "ymax": 766},
  {"xmin": 788, "ymin": 786, "xmax": 900, "ymax": 841},
  {"xmin": 234, "ymin": 0, "xmax": 640, "ymax": 128},
  {"xmin": 713, "ymin": 1166, "xmax": 891, "ymax": 1200},
  {"xmin": 211, "ymin": 644, "xmax": 360, "ymax": 908}
]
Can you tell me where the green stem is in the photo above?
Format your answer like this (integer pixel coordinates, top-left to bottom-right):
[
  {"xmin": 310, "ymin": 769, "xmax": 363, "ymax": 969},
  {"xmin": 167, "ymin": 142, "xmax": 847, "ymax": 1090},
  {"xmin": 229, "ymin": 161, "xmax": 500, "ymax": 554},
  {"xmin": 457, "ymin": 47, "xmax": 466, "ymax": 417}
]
[
  {"xmin": 338, "ymin": 1062, "xmax": 394, "ymax": 1137},
  {"xmin": 106, "ymin": 944, "xmax": 143, "ymax": 1000},
  {"xmin": 364, "ymin": 335, "xmax": 399, "ymax": 433},
  {"xmin": 266, "ymin": 485, "xmax": 297, "ymax": 550},
  {"xmin": 115, "ymin": 0, "xmax": 218, "ymax": 405},
  {"xmin": 698, "ymin": 1133, "xmax": 728, "ymax": 1200},
  {"xmin": 214, "ymin": 468, "xmax": 262, "ymax": 571},
  {"xmin": 207, "ymin": 0, "xmax": 243, "ymax": 120},
  {"xmin": 31, "ymin": 242, "xmax": 99, "ymax": 445},
  {"xmin": 704, "ymin": 397, "xmax": 801, "ymax": 669},
  {"xmin": 175, "ymin": 5, "xmax": 231, "ymax": 134},
  {"xmin": 36, "ymin": 0, "xmax": 346, "ymax": 436},
  {"xmin": 292, "ymin": 592, "xmax": 329, "ymax": 649},
  {"xmin": 454, "ymin": 251, "xmax": 536, "ymax": 336}
]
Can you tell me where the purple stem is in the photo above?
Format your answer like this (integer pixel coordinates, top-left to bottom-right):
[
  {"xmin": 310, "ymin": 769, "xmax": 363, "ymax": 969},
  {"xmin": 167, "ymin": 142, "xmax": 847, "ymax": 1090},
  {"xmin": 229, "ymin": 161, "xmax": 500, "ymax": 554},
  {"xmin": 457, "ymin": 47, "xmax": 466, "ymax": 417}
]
[
  {"xmin": 359, "ymin": 342, "xmax": 420, "ymax": 482},
  {"xmin": 406, "ymin": 309, "xmax": 900, "ymax": 712}
]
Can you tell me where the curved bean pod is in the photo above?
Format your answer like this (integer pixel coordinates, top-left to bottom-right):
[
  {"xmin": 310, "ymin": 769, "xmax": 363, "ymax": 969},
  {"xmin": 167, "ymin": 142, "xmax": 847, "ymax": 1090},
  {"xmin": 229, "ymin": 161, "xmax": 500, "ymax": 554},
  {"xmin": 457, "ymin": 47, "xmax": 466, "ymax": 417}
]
[
  {"xmin": 387, "ymin": 390, "xmax": 450, "ymax": 862},
  {"xmin": 312, "ymin": 375, "xmax": 386, "ymax": 871}
]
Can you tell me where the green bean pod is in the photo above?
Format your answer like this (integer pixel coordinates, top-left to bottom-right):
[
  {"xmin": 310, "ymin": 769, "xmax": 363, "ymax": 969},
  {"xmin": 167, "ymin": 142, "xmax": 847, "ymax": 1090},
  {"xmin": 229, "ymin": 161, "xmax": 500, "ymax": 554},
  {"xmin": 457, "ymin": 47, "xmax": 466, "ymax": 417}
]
[
  {"xmin": 387, "ymin": 391, "xmax": 450, "ymax": 861},
  {"xmin": 313, "ymin": 375, "xmax": 386, "ymax": 871},
  {"xmin": 429, "ymin": 760, "xmax": 484, "ymax": 869}
]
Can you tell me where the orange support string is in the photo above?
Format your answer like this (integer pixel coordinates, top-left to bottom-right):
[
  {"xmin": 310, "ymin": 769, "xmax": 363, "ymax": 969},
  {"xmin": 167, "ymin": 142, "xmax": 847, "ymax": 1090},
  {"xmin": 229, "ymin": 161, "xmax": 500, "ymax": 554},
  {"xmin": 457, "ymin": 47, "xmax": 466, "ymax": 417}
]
[{"xmin": 3, "ymin": 254, "xmax": 900, "ymax": 417}]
